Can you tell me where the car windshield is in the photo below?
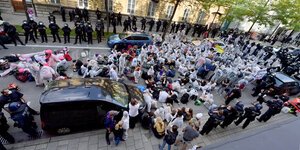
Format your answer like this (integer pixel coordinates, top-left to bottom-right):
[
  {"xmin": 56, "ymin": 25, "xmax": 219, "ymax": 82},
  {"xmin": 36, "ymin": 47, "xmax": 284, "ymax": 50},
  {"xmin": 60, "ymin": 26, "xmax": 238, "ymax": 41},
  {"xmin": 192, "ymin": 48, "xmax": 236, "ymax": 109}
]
[{"xmin": 119, "ymin": 33, "xmax": 128, "ymax": 39}]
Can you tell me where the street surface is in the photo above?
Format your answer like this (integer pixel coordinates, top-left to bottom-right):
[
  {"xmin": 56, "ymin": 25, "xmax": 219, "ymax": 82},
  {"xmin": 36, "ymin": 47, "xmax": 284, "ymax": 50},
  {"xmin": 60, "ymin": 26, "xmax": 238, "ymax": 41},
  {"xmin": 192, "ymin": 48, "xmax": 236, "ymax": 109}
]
[{"xmin": 0, "ymin": 41, "xmax": 296, "ymax": 150}]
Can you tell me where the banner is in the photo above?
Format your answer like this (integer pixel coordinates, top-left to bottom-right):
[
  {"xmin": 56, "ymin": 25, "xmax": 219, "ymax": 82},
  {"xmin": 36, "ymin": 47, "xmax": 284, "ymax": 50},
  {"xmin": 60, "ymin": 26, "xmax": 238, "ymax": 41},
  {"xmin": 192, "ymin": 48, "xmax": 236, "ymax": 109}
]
[
  {"xmin": 254, "ymin": 69, "xmax": 267, "ymax": 80},
  {"xmin": 215, "ymin": 44, "xmax": 224, "ymax": 53}
]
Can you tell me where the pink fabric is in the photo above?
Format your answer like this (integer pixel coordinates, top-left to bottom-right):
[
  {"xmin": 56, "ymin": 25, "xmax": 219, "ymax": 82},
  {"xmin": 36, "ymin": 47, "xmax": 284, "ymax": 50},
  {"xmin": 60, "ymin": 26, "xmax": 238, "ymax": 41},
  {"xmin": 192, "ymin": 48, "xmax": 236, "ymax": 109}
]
[
  {"xmin": 47, "ymin": 55, "xmax": 59, "ymax": 67},
  {"xmin": 40, "ymin": 66, "xmax": 55, "ymax": 79}
]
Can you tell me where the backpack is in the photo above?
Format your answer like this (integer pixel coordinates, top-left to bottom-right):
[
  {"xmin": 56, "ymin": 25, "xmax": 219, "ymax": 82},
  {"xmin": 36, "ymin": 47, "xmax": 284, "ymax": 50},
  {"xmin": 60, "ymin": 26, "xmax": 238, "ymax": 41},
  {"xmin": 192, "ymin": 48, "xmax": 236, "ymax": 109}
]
[
  {"xmin": 180, "ymin": 93, "xmax": 189, "ymax": 104},
  {"xmin": 64, "ymin": 53, "xmax": 72, "ymax": 61},
  {"xmin": 165, "ymin": 131, "xmax": 177, "ymax": 145}
]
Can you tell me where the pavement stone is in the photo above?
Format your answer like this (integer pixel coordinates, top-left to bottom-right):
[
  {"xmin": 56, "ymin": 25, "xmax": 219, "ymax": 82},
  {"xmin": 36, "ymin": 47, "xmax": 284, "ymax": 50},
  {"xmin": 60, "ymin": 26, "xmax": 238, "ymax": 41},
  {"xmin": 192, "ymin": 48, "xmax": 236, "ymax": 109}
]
[{"xmin": 46, "ymin": 142, "xmax": 58, "ymax": 150}]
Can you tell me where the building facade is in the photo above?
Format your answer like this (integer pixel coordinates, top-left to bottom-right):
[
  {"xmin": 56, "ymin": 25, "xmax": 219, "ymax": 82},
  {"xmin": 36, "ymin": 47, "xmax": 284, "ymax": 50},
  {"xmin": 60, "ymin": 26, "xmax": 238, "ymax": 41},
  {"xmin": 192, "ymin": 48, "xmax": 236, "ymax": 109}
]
[{"xmin": 5, "ymin": 0, "xmax": 226, "ymax": 25}]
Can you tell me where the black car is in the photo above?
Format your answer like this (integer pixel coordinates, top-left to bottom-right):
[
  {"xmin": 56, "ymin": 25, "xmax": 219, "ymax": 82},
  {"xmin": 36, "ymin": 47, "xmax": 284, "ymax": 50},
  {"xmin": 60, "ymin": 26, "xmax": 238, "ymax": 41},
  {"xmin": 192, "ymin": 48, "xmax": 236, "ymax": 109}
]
[
  {"xmin": 40, "ymin": 78, "xmax": 145, "ymax": 134},
  {"xmin": 268, "ymin": 72, "xmax": 300, "ymax": 96}
]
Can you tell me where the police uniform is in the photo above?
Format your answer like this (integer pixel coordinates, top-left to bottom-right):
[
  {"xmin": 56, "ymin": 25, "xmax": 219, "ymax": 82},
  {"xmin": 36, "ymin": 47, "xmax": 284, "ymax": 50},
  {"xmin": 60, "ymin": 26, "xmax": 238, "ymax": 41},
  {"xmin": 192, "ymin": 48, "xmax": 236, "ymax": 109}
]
[
  {"xmin": 192, "ymin": 24, "xmax": 199, "ymax": 36},
  {"xmin": 49, "ymin": 22, "xmax": 61, "ymax": 43},
  {"xmin": 74, "ymin": 24, "xmax": 82, "ymax": 44},
  {"xmin": 37, "ymin": 22, "xmax": 47, "ymax": 43},
  {"xmin": 132, "ymin": 16, "xmax": 137, "ymax": 26},
  {"xmin": 200, "ymin": 109, "xmax": 224, "ymax": 135},
  {"xmin": 170, "ymin": 22, "xmax": 176, "ymax": 33},
  {"xmin": 95, "ymin": 25, "xmax": 102, "ymax": 43},
  {"xmin": 141, "ymin": 18, "xmax": 146, "ymax": 30},
  {"xmin": 22, "ymin": 21, "xmax": 36, "ymax": 44},
  {"xmin": 4, "ymin": 23, "xmax": 24, "ymax": 46},
  {"xmin": 156, "ymin": 20, "xmax": 161, "ymax": 32},
  {"xmin": 81, "ymin": 22, "xmax": 87, "ymax": 42},
  {"xmin": 257, "ymin": 100, "xmax": 283, "ymax": 122},
  {"xmin": 96, "ymin": 8, "xmax": 101, "ymax": 20},
  {"xmin": 28, "ymin": 19, "xmax": 38, "ymax": 39},
  {"xmin": 235, "ymin": 104, "xmax": 262, "ymax": 129},
  {"xmin": 123, "ymin": 19, "xmax": 128, "ymax": 32},
  {"xmin": 61, "ymin": 6, "xmax": 66, "ymax": 22},
  {"xmin": 48, "ymin": 14, "xmax": 56, "ymax": 24},
  {"xmin": 0, "ymin": 112, "xmax": 15, "ymax": 144},
  {"xmin": 162, "ymin": 20, "xmax": 168, "ymax": 32},
  {"xmin": 86, "ymin": 25, "xmax": 93, "ymax": 44},
  {"xmin": 83, "ymin": 8, "xmax": 89, "ymax": 22},
  {"xmin": 112, "ymin": 17, "xmax": 117, "ymax": 34},
  {"xmin": 62, "ymin": 24, "xmax": 71, "ymax": 44},
  {"xmin": 117, "ymin": 13, "xmax": 122, "ymax": 26},
  {"xmin": 148, "ymin": 19, "xmax": 154, "ymax": 32}
]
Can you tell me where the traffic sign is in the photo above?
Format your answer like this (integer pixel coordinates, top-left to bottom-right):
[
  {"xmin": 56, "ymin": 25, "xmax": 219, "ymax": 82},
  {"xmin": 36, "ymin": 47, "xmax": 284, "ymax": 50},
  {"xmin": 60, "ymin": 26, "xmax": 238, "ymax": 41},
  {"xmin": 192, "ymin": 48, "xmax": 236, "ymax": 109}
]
[{"xmin": 27, "ymin": 9, "xmax": 34, "ymax": 15}]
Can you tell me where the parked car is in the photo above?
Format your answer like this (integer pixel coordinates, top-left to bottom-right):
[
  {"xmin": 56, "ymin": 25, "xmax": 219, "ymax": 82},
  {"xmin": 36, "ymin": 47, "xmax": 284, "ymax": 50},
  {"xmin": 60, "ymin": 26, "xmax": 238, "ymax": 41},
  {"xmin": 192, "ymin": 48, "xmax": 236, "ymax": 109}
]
[
  {"xmin": 40, "ymin": 78, "xmax": 145, "ymax": 134},
  {"xmin": 268, "ymin": 72, "xmax": 300, "ymax": 96},
  {"xmin": 107, "ymin": 32, "xmax": 152, "ymax": 48}
]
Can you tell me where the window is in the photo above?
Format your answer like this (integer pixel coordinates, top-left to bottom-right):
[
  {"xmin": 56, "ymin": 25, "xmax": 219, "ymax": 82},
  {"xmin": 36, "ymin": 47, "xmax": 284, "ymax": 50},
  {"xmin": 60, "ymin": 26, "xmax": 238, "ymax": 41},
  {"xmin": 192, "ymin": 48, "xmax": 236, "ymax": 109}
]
[
  {"xmin": 147, "ymin": 2, "xmax": 156, "ymax": 17},
  {"xmin": 127, "ymin": 0, "xmax": 136, "ymax": 14},
  {"xmin": 133, "ymin": 36, "xmax": 149, "ymax": 40},
  {"xmin": 182, "ymin": 8, "xmax": 190, "ymax": 21},
  {"xmin": 108, "ymin": 0, "xmax": 113, "ymax": 12},
  {"xmin": 166, "ymin": 5, "xmax": 174, "ymax": 19},
  {"xmin": 50, "ymin": 0, "xmax": 60, "ymax": 4},
  {"xmin": 197, "ymin": 11, "xmax": 206, "ymax": 24},
  {"xmin": 125, "ymin": 36, "xmax": 134, "ymax": 40},
  {"xmin": 78, "ymin": 0, "xmax": 88, "ymax": 8}
]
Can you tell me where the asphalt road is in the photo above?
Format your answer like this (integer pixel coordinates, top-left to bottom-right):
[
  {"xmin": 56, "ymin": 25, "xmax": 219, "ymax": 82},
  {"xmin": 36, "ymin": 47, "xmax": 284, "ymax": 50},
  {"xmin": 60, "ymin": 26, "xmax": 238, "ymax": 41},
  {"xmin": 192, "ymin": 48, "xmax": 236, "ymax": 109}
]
[{"xmin": 0, "ymin": 42, "xmax": 112, "ymax": 143}]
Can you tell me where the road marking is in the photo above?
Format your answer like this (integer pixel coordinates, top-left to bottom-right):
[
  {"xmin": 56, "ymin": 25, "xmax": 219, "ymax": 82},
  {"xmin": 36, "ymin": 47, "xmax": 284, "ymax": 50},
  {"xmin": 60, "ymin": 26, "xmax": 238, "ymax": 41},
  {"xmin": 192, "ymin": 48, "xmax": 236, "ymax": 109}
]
[{"xmin": 6, "ymin": 44, "xmax": 111, "ymax": 50}]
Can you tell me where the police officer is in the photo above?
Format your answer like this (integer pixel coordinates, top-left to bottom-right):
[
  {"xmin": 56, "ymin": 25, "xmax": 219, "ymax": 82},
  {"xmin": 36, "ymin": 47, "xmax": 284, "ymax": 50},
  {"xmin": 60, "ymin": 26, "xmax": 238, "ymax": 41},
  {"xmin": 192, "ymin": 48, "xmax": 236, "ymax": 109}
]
[
  {"xmin": 83, "ymin": 8, "xmax": 89, "ymax": 22},
  {"xmin": 61, "ymin": 6, "xmax": 66, "ymax": 22},
  {"xmin": 95, "ymin": 23, "xmax": 102, "ymax": 43},
  {"xmin": 7, "ymin": 102, "xmax": 40, "ymax": 138},
  {"xmin": 74, "ymin": 23, "xmax": 82, "ymax": 44},
  {"xmin": 75, "ymin": 7, "xmax": 82, "ymax": 20},
  {"xmin": 112, "ymin": 17, "xmax": 117, "ymax": 34},
  {"xmin": 127, "ymin": 16, "xmax": 132, "ymax": 30},
  {"xmin": 141, "ymin": 17, "xmax": 146, "ymax": 31},
  {"xmin": 162, "ymin": 20, "xmax": 168, "ymax": 32},
  {"xmin": 117, "ymin": 12, "xmax": 122, "ymax": 26},
  {"xmin": 86, "ymin": 24, "xmax": 93, "ymax": 44},
  {"xmin": 37, "ymin": 21, "xmax": 47, "ymax": 43},
  {"xmin": 180, "ymin": 23, "xmax": 185, "ymax": 31},
  {"xmin": 257, "ymin": 100, "xmax": 283, "ymax": 122},
  {"xmin": 28, "ymin": 18, "xmax": 38, "ymax": 39},
  {"xmin": 100, "ymin": 19, "xmax": 105, "ymax": 36},
  {"xmin": 4, "ymin": 22, "xmax": 25, "ymax": 46},
  {"xmin": 48, "ymin": 13, "xmax": 56, "ymax": 24},
  {"xmin": 0, "ymin": 112, "xmax": 15, "ymax": 144},
  {"xmin": 22, "ymin": 20, "xmax": 36, "ymax": 44},
  {"xmin": 200, "ymin": 109, "xmax": 224, "ymax": 135},
  {"xmin": 197, "ymin": 25, "xmax": 204, "ymax": 37},
  {"xmin": 192, "ymin": 24, "xmax": 199, "ymax": 36},
  {"xmin": 175, "ymin": 23, "xmax": 180, "ymax": 33},
  {"xmin": 62, "ymin": 23, "xmax": 71, "ymax": 44},
  {"xmin": 148, "ymin": 19, "xmax": 154, "ymax": 32},
  {"xmin": 235, "ymin": 104, "xmax": 262, "ymax": 129},
  {"xmin": 96, "ymin": 8, "xmax": 101, "ymax": 20},
  {"xmin": 80, "ymin": 21, "xmax": 87, "ymax": 42},
  {"xmin": 170, "ymin": 22, "xmax": 176, "ymax": 33},
  {"xmin": 0, "ymin": 12, "xmax": 2, "ymax": 21},
  {"xmin": 69, "ymin": 10, "xmax": 74, "ymax": 22},
  {"xmin": 74, "ymin": 14, "xmax": 80, "ymax": 26},
  {"xmin": 220, "ymin": 102, "xmax": 244, "ymax": 128},
  {"xmin": 49, "ymin": 21, "xmax": 61, "ymax": 43},
  {"xmin": 132, "ymin": 15, "xmax": 137, "ymax": 27},
  {"xmin": 186, "ymin": 23, "xmax": 192, "ymax": 35},
  {"xmin": 123, "ymin": 19, "xmax": 128, "ymax": 32},
  {"xmin": 156, "ymin": 20, "xmax": 161, "ymax": 32}
]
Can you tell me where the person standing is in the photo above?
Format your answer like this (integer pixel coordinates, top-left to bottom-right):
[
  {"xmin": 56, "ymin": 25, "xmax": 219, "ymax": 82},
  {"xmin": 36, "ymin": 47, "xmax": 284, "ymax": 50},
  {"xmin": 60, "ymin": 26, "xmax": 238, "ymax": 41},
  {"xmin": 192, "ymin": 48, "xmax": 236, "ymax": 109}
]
[
  {"xmin": 0, "ymin": 112, "xmax": 15, "ymax": 144},
  {"xmin": 96, "ymin": 8, "xmax": 101, "ymax": 20},
  {"xmin": 100, "ymin": 19, "xmax": 105, "ymax": 36},
  {"xmin": 148, "ymin": 19, "xmax": 154, "ymax": 32},
  {"xmin": 121, "ymin": 111, "xmax": 129, "ymax": 140},
  {"xmin": 257, "ymin": 100, "xmax": 283, "ymax": 122},
  {"xmin": 37, "ymin": 21, "xmax": 47, "ymax": 43},
  {"xmin": 162, "ymin": 20, "xmax": 168, "ymax": 32},
  {"xmin": 95, "ymin": 24, "xmax": 102, "ymax": 43},
  {"xmin": 86, "ymin": 24, "xmax": 93, "ymax": 45},
  {"xmin": 4, "ymin": 23, "xmax": 24, "ymax": 46},
  {"xmin": 220, "ymin": 101, "xmax": 244, "ymax": 128},
  {"xmin": 74, "ymin": 23, "xmax": 82, "ymax": 44},
  {"xmin": 159, "ymin": 125, "xmax": 178, "ymax": 150},
  {"xmin": 127, "ymin": 16, "xmax": 132, "ymax": 30},
  {"xmin": 81, "ymin": 22, "xmax": 87, "ymax": 42},
  {"xmin": 200, "ymin": 109, "xmax": 224, "ymax": 135},
  {"xmin": 175, "ymin": 123, "xmax": 200, "ymax": 150},
  {"xmin": 129, "ymin": 99, "xmax": 140, "ymax": 129},
  {"xmin": 83, "ymin": 8, "xmax": 89, "ymax": 22},
  {"xmin": 141, "ymin": 17, "xmax": 146, "ymax": 31},
  {"xmin": 112, "ymin": 17, "xmax": 117, "ymax": 34},
  {"xmin": 104, "ymin": 110, "xmax": 119, "ymax": 145},
  {"xmin": 0, "ymin": 12, "xmax": 2, "ymax": 21},
  {"xmin": 185, "ymin": 23, "xmax": 192, "ymax": 35},
  {"xmin": 61, "ymin": 6, "xmax": 66, "ymax": 22},
  {"xmin": 192, "ymin": 24, "xmax": 198, "ymax": 36},
  {"xmin": 22, "ymin": 20, "xmax": 36, "ymax": 44},
  {"xmin": 48, "ymin": 13, "xmax": 56, "ymax": 24},
  {"xmin": 156, "ymin": 20, "xmax": 161, "ymax": 32},
  {"xmin": 123, "ymin": 19, "xmax": 128, "ymax": 32},
  {"xmin": 170, "ymin": 22, "xmax": 176, "ymax": 33},
  {"xmin": 49, "ymin": 21, "xmax": 61, "ymax": 43},
  {"xmin": 28, "ymin": 18, "xmax": 38, "ymax": 39},
  {"xmin": 69, "ymin": 10, "xmax": 74, "ymax": 22},
  {"xmin": 75, "ymin": 7, "xmax": 82, "ymax": 20},
  {"xmin": 175, "ymin": 23, "xmax": 180, "ymax": 33},
  {"xmin": 117, "ymin": 12, "xmax": 122, "ymax": 26},
  {"xmin": 235, "ymin": 104, "xmax": 262, "ymax": 129},
  {"xmin": 62, "ymin": 23, "xmax": 71, "ymax": 44},
  {"xmin": 132, "ymin": 15, "xmax": 137, "ymax": 27}
]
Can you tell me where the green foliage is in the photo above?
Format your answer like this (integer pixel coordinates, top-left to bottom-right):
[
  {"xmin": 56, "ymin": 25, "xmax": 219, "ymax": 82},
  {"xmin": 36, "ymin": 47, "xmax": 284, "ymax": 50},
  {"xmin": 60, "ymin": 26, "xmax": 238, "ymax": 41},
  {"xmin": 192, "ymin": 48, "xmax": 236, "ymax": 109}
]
[{"xmin": 271, "ymin": 0, "xmax": 300, "ymax": 31}]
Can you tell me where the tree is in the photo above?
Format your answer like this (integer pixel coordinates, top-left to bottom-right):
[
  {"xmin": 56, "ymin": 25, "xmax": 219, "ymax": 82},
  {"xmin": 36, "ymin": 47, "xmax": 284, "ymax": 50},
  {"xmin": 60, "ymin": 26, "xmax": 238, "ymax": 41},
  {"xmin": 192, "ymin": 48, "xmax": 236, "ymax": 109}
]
[
  {"xmin": 272, "ymin": 0, "xmax": 300, "ymax": 33},
  {"xmin": 162, "ymin": 0, "xmax": 182, "ymax": 40},
  {"xmin": 208, "ymin": 0, "xmax": 232, "ymax": 29},
  {"xmin": 105, "ymin": 0, "xmax": 110, "ymax": 34}
]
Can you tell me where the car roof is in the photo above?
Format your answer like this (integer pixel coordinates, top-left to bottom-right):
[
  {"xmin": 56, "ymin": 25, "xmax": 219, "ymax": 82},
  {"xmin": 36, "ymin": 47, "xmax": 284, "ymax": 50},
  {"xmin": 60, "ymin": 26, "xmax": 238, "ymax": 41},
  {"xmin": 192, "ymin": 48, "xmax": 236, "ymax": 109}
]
[
  {"xmin": 40, "ymin": 78, "xmax": 128, "ymax": 107},
  {"xmin": 273, "ymin": 72, "xmax": 296, "ymax": 83},
  {"xmin": 121, "ymin": 32, "xmax": 149, "ymax": 36}
]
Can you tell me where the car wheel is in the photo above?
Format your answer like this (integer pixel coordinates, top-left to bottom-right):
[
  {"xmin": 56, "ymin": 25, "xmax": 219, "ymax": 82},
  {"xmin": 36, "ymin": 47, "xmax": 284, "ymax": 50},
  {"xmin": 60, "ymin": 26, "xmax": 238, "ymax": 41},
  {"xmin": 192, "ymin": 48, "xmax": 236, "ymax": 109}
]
[{"xmin": 57, "ymin": 127, "xmax": 71, "ymax": 135}]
